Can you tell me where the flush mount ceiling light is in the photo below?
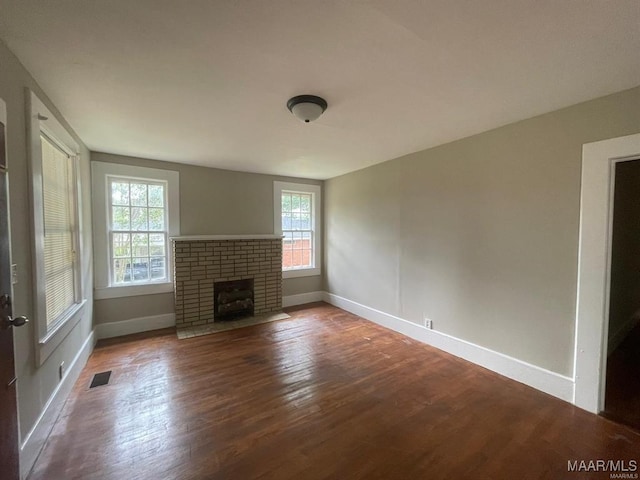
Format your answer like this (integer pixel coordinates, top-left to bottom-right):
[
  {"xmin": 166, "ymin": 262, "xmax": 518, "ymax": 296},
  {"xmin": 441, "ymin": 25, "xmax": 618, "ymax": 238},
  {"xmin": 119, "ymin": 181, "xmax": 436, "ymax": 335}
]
[{"xmin": 286, "ymin": 95, "xmax": 328, "ymax": 123}]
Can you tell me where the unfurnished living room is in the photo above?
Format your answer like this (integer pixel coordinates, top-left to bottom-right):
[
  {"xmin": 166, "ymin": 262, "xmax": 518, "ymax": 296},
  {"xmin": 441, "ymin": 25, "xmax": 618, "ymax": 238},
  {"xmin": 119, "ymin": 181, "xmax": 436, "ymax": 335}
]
[{"xmin": 0, "ymin": 1, "xmax": 639, "ymax": 479}]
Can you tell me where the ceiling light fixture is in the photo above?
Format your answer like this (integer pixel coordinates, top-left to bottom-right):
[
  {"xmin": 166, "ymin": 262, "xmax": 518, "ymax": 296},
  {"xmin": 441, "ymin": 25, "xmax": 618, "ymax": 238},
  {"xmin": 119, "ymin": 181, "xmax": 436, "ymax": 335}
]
[{"xmin": 287, "ymin": 95, "xmax": 327, "ymax": 123}]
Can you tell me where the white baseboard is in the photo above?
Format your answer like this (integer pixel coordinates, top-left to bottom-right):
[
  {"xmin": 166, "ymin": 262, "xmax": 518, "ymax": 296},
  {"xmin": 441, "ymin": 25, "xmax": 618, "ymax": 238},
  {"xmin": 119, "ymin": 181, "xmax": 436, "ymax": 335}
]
[
  {"xmin": 20, "ymin": 330, "xmax": 96, "ymax": 480},
  {"xmin": 95, "ymin": 313, "xmax": 176, "ymax": 340},
  {"xmin": 608, "ymin": 316, "xmax": 640, "ymax": 355},
  {"xmin": 283, "ymin": 291, "xmax": 324, "ymax": 308},
  {"xmin": 323, "ymin": 292, "xmax": 575, "ymax": 404}
]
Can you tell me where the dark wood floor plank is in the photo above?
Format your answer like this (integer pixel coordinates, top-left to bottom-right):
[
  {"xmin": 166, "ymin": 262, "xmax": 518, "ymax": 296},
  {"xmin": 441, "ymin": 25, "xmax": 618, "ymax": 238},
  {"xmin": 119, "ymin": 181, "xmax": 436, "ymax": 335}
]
[{"xmin": 28, "ymin": 302, "xmax": 639, "ymax": 480}]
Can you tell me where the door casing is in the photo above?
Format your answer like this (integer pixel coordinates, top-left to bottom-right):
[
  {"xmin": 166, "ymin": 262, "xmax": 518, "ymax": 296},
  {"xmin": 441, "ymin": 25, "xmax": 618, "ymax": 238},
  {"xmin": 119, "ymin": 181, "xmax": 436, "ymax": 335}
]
[{"xmin": 574, "ymin": 133, "xmax": 640, "ymax": 413}]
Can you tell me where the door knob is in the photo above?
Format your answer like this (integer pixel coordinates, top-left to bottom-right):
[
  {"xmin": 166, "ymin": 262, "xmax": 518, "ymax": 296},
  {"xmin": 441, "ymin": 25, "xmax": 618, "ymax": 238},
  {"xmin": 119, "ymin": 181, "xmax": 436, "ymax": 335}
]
[{"xmin": 7, "ymin": 315, "xmax": 28, "ymax": 327}]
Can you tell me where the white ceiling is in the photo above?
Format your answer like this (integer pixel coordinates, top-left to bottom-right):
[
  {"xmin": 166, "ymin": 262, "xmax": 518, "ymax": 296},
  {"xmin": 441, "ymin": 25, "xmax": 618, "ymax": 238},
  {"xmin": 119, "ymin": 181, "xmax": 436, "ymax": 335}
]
[{"xmin": 0, "ymin": 1, "xmax": 638, "ymax": 180}]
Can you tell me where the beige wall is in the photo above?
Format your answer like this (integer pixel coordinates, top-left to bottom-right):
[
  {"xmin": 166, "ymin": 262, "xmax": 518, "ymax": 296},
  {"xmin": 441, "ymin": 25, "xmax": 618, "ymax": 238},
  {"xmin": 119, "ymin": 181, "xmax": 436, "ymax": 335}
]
[
  {"xmin": 91, "ymin": 152, "xmax": 323, "ymax": 325},
  {"xmin": 0, "ymin": 40, "xmax": 94, "ymax": 440},
  {"xmin": 325, "ymin": 86, "xmax": 640, "ymax": 377},
  {"xmin": 608, "ymin": 159, "xmax": 640, "ymax": 344}
]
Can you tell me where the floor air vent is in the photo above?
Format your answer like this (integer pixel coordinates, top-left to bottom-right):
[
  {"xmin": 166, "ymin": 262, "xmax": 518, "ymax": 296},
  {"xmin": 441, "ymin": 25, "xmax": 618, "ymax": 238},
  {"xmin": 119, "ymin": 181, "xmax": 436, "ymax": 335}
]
[{"xmin": 89, "ymin": 371, "xmax": 112, "ymax": 388}]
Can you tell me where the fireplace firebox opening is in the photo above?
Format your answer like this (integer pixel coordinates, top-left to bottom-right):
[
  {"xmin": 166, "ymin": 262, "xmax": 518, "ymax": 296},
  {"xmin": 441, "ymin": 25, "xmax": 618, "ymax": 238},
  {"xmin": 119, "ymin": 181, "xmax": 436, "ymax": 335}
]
[{"xmin": 214, "ymin": 279, "xmax": 254, "ymax": 321}]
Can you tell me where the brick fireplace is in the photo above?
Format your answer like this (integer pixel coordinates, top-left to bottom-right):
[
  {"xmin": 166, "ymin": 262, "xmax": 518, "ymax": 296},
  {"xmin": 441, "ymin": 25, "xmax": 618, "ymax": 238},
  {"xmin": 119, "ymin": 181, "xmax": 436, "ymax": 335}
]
[{"xmin": 172, "ymin": 235, "xmax": 283, "ymax": 329}]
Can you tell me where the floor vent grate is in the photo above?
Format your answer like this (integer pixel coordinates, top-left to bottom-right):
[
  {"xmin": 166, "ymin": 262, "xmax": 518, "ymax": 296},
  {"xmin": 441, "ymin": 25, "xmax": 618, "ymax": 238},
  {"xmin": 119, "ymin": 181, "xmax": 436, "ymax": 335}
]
[{"xmin": 89, "ymin": 371, "xmax": 112, "ymax": 388}]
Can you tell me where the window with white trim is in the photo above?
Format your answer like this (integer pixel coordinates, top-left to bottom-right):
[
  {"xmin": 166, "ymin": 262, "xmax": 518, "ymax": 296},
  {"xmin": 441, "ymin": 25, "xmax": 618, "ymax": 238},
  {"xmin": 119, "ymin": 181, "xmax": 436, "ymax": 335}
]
[
  {"xmin": 28, "ymin": 90, "xmax": 86, "ymax": 364},
  {"xmin": 40, "ymin": 132, "xmax": 81, "ymax": 330},
  {"xmin": 92, "ymin": 162, "xmax": 179, "ymax": 299},
  {"xmin": 108, "ymin": 178, "xmax": 168, "ymax": 285},
  {"xmin": 274, "ymin": 182, "xmax": 321, "ymax": 278}
]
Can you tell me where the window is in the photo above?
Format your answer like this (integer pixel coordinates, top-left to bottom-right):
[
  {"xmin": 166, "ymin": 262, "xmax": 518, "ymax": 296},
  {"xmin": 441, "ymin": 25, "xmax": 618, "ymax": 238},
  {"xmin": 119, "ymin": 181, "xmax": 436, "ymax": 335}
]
[
  {"xmin": 108, "ymin": 178, "xmax": 168, "ymax": 285},
  {"xmin": 274, "ymin": 182, "xmax": 321, "ymax": 278},
  {"xmin": 28, "ymin": 90, "xmax": 86, "ymax": 363},
  {"xmin": 282, "ymin": 191, "xmax": 313, "ymax": 269},
  {"xmin": 92, "ymin": 162, "xmax": 179, "ymax": 299},
  {"xmin": 41, "ymin": 134, "xmax": 80, "ymax": 328}
]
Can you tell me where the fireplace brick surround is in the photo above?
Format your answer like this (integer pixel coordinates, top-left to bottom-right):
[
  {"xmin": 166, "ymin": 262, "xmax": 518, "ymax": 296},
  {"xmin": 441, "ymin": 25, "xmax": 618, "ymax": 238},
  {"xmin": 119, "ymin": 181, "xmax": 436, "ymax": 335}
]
[{"xmin": 172, "ymin": 235, "xmax": 283, "ymax": 329}]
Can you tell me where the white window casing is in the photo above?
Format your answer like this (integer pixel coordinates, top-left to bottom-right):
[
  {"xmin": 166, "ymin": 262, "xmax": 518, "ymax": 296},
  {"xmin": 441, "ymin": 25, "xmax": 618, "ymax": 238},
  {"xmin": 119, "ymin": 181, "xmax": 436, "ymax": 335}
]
[
  {"xmin": 273, "ymin": 181, "xmax": 321, "ymax": 278},
  {"xmin": 27, "ymin": 90, "xmax": 85, "ymax": 364},
  {"xmin": 92, "ymin": 162, "xmax": 179, "ymax": 299}
]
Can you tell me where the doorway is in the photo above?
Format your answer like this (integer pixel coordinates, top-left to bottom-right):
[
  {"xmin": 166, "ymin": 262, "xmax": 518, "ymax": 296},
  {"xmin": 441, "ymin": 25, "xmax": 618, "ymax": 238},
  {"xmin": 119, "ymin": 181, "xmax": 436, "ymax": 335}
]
[
  {"xmin": 0, "ymin": 99, "xmax": 20, "ymax": 479},
  {"xmin": 574, "ymin": 133, "xmax": 640, "ymax": 414},
  {"xmin": 601, "ymin": 159, "xmax": 640, "ymax": 430}
]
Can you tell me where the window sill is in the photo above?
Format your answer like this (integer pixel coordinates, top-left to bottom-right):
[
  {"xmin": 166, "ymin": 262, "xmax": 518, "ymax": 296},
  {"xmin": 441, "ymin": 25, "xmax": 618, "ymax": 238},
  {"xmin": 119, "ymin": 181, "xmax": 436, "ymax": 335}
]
[
  {"xmin": 283, "ymin": 267, "xmax": 321, "ymax": 279},
  {"xmin": 37, "ymin": 298, "xmax": 87, "ymax": 365},
  {"xmin": 94, "ymin": 282, "xmax": 174, "ymax": 300}
]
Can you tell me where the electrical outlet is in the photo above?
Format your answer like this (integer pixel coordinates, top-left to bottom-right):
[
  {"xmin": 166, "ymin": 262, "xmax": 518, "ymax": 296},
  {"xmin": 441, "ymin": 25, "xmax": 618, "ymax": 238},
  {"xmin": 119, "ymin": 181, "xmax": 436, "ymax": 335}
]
[
  {"xmin": 423, "ymin": 317, "xmax": 433, "ymax": 330},
  {"xmin": 11, "ymin": 264, "xmax": 17, "ymax": 285},
  {"xmin": 59, "ymin": 361, "xmax": 65, "ymax": 380}
]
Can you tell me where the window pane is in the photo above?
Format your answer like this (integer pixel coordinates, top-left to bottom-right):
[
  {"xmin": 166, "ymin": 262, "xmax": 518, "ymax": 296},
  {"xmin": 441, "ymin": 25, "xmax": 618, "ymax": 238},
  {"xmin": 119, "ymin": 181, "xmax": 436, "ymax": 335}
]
[
  {"xmin": 299, "ymin": 214, "xmax": 311, "ymax": 230},
  {"xmin": 291, "ymin": 194, "xmax": 300, "ymax": 212},
  {"xmin": 292, "ymin": 249, "xmax": 302, "ymax": 267},
  {"xmin": 282, "ymin": 212, "xmax": 292, "ymax": 231},
  {"xmin": 111, "ymin": 182, "xmax": 129, "ymax": 206},
  {"xmin": 300, "ymin": 195, "xmax": 311, "ymax": 212},
  {"xmin": 130, "ymin": 183, "xmax": 147, "ymax": 207},
  {"xmin": 278, "ymin": 185, "xmax": 317, "ymax": 272},
  {"xmin": 150, "ymin": 257, "xmax": 166, "ymax": 280},
  {"xmin": 301, "ymin": 231, "xmax": 312, "ymax": 250},
  {"xmin": 112, "ymin": 206, "xmax": 130, "ymax": 230},
  {"xmin": 131, "ymin": 207, "xmax": 148, "ymax": 231},
  {"xmin": 148, "ymin": 208, "xmax": 164, "ymax": 231},
  {"xmin": 132, "ymin": 233, "xmax": 149, "ymax": 257},
  {"xmin": 148, "ymin": 184, "xmax": 164, "ymax": 207},
  {"xmin": 113, "ymin": 258, "xmax": 129, "ymax": 284},
  {"xmin": 108, "ymin": 177, "xmax": 171, "ymax": 286},
  {"xmin": 149, "ymin": 233, "xmax": 165, "ymax": 256},
  {"xmin": 301, "ymin": 249, "xmax": 312, "ymax": 267},
  {"xmin": 112, "ymin": 233, "xmax": 131, "ymax": 258},
  {"xmin": 292, "ymin": 212, "xmax": 301, "ymax": 230},
  {"xmin": 131, "ymin": 258, "xmax": 149, "ymax": 281},
  {"xmin": 282, "ymin": 193, "xmax": 292, "ymax": 213},
  {"xmin": 149, "ymin": 233, "xmax": 164, "ymax": 244}
]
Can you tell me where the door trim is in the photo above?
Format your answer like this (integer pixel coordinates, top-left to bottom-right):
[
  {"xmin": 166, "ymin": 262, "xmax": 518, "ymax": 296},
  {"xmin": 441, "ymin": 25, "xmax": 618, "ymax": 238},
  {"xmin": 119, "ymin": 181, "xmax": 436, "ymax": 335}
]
[{"xmin": 574, "ymin": 132, "xmax": 640, "ymax": 413}]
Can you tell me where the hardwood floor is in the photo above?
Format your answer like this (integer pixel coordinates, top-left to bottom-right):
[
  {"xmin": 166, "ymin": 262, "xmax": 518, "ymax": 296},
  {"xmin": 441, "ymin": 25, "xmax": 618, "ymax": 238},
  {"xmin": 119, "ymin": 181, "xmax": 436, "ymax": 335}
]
[{"xmin": 29, "ymin": 303, "xmax": 639, "ymax": 480}]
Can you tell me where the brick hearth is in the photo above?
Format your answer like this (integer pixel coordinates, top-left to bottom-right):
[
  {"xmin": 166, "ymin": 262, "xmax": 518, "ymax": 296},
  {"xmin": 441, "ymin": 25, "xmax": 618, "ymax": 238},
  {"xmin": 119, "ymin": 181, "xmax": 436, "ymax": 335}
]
[{"xmin": 172, "ymin": 235, "xmax": 283, "ymax": 328}]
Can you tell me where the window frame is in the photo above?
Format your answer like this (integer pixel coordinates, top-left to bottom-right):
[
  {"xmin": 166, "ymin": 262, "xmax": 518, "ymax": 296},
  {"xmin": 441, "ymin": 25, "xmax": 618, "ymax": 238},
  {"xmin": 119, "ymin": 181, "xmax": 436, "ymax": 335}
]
[
  {"xmin": 28, "ymin": 90, "xmax": 86, "ymax": 364},
  {"xmin": 273, "ymin": 181, "xmax": 321, "ymax": 278},
  {"xmin": 92, "ymin": 162, "xmax": 179, "ymax": 299},
  {"xmin": 107, "ymin": 176, "xmax": 170, "ymax": 286}
]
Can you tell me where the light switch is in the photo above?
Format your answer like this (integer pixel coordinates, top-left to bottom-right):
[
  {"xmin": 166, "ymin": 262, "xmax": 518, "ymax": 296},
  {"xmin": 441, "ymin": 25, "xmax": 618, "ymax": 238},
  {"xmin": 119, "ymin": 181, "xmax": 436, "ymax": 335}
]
[{"xmin": 11, "ymin": 264, "xmax": 17, "ymax": 285}]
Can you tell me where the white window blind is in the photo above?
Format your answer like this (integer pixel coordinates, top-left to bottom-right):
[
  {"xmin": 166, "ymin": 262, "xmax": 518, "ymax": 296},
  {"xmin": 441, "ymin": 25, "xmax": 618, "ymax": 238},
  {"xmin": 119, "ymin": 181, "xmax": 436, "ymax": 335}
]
[{"xmin": 41, "ymin": 134, "xmax": 77, "ymax": 328}]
